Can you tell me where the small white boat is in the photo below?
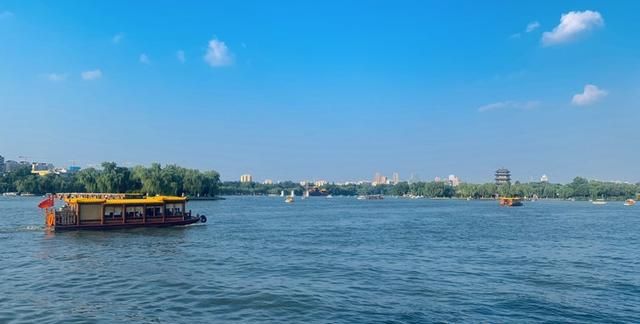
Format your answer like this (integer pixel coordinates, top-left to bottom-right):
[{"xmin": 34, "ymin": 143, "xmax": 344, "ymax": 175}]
[
  {"xmin": 624, "ymin": 199, "xmax": 636, "ymax": 206},
  {"xmin": 285, "ymin": 190, "xmax": 295, "ymax": 203},
  {"xmin": 592, "ymin": 199, "xmax": 607, "ymax": 205}
]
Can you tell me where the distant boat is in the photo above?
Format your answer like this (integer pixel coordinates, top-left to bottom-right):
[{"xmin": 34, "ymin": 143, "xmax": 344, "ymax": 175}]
[
  {"xmin": 499, "ymin": 197, "xmax": 523, "ymax": 207},
  {"xmin": 285, "ymin": 190, "xmax": 295, "ymax": 203},
  {"xmin": 326, "ymin": 194, "xmax": 333, "ymax": 199},
  {"xmin": 592, "ymin": 199, "xmax": 607, "ymax": 205},
  {"xmin": 280, "ymin": 190, "xmax": 285, "ymax": 197},
  {"xmin": 357, "ymin": 194, "xmax": 384, "ymax": 200},
  {"xmin": 624, "ymin": 199, "xmax": 635, "ymax": 206}
]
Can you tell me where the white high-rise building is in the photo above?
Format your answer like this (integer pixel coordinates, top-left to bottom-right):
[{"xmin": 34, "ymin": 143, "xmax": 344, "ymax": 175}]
[
  {"xmin": 448, "ymin": 174, "xmax": 461, "ymax": 187},
  {"xmin": 540, "ymin": 174, "xmax": 549, "ymax": 183}
]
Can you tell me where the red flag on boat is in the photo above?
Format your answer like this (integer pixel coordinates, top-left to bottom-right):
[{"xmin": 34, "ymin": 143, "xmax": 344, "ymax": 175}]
[{"xmin": 38, "ymin": 196, "xmax": 54, "ymax": 209}]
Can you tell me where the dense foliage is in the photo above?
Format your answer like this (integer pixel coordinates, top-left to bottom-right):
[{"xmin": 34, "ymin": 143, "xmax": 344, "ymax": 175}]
[
  {"xmin": 219, "ymin": 177, "xmax": 639, "ymax": 200},
  {"xmin": 0, "ymin": 162, "xmax": 220, "ymax": 196}
]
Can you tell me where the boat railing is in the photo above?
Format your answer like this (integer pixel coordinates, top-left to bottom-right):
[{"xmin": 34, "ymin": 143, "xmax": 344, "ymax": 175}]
[{"xmin": 55, "ymin": 208, "xmax": 77, "ymax": 225}]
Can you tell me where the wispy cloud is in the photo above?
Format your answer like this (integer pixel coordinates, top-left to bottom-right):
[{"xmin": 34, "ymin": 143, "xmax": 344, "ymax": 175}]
[
  {"xmin": 526, "ymin": 21, "xmax": 540, "ymax": 33},
  {"xmin": 112, "ymin": 33, "xmax": 124, "ymax": 44},
  {"xmin": 204, "ymin": 37, "xmax": 233, "ymax": 67},
  {"xmin": 139, "ymin": 53, "xmax": 150, "ymax": 64},
  {"xmin": 0, "ymin": 10, "xmax": 13, "ymax": 19},
  {"xmin": 81, "ymin": 69, "xmax": 102, "ymax": 80},
  {"xmin": 510, "ymin": 21, "xmax": 540, "ymax": 39},
  {"xmin": 478, "ymin": 101, "xmax": 539, "ymax": 112},
  {"xmin": 43, "ymin": 73, "xmax": 67, "ymax": 82},
  {"xmin": 572, "ymin": 84, "xmax": 607, "ymax": 106},
  {"xmin": 542, "ymin": 10, "xmax": 603, "ymax": 46},
  {"xmin": 176, "ymin": 50, "xmax": 185, "ymax": 63}
]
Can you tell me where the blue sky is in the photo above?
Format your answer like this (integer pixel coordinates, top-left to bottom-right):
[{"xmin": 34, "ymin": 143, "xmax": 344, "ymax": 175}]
[{"xmin": 1, "ymin": 1, "xmax": 639, "ymax": 183}]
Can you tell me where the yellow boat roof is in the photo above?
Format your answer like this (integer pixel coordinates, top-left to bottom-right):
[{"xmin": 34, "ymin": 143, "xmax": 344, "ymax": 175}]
[{"xmin": 66, "ymin": 196, "xmax": 187, "ymax": 205}]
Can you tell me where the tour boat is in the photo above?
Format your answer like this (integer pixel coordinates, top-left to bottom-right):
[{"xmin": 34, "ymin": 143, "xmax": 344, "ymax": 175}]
[
  {"xmin": 499, "ymin": 197, "xmax": 523, "ymax": 207},
  {"xmin": 624, "ymin": 199, "xmax": 636, "ymax": 206},
  {"xmin": 40, "ymin": 194, "xmax": 207, "ymax": 231}
]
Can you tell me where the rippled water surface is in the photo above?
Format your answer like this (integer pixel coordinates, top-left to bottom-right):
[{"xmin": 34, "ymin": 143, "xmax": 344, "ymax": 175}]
[{"xmin": 1, "ymin": 196, "xmax": 640, "ymax": 323}]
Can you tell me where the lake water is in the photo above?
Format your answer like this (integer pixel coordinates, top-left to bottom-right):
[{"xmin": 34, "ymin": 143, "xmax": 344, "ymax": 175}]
[{"xmin": 1, "ymin": 196, "xmax": 639, "ymax": 323}]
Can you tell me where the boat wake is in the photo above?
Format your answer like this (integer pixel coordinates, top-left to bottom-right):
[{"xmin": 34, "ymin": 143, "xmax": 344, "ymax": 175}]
[{"xmin": 0, "ymin": 225, "xmax": 44, "ymax": 234}]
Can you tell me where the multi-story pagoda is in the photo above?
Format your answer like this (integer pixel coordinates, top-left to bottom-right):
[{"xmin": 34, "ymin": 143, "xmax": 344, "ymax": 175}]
[{"xmin": 495, "ymin": 168, "xmax": 511, "ymax": 185}]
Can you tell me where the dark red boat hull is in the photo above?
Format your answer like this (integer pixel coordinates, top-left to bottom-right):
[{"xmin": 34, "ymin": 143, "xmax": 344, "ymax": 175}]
[{"xmin": 52, "ymin": 216, "xmax": 202, "ymax": 231}]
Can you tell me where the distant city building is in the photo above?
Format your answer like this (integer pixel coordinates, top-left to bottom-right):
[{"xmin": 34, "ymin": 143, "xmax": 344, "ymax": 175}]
[
  {"xmin": 448, "ymin": 174, "xmax": 461, "ymax": 187},
  {"xmin": 373, "ymin": 172, "xmax": 390, "ymax": 186},
  {"xmin": 540, "ymin": 174, "xmax": 549, "ymax": 183},
  {"xmin": 0, "ymin": 155, "xmax": 4, "ymax": 173},
  {"xmin": 392, "ymin": 172, "xmax": 399, "ymax": 185},
  {"xmin": 314, "ymin": 180, "xmax": 328, "ymax": 187},
  {"xmin": 4, "ymin": 160, "xmax": 20, "ymax": 173},
  {"xmin": 299, "ymin": 181, "xmax": 308, "ymax": 186},
  {"xmin": 67, "ymin": 166, "xmax": 81, "ymax": 174},
  {"xmin": 31, "ymin": 162, "xmax": 54, "ymax": 176},
  {"xmin": 263, "ymin": 179, "xmax": 273, "ymax": 185},
  {"xmin": 495, "ymin": 168, "xmax": 511, "ymax": 185},
  {"xmin": 434, "ymin": 176, "xmax": 442, "ymax": 182},
  {"xmin": 240, "ymin": 174, "xmax": 253, "ymax": 183}
]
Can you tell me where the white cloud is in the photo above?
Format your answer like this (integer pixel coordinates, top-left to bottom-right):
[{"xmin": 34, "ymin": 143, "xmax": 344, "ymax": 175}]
[
  {"xmin": 0, "ymin": 11, "xmax": 13, "ymax": 19},
  {"xmin": 139, "ymin": 53, "xmax": 150, "ymax": 64},
  {"xmin": 526, "ymin": 21, "xmax": 540, "ymax": 33},
  {"xmin": 44, "ymin": 73, "xmax": 67, "ymax": 82},
  {"xmin": 204, "ymin": 37, "xmax": 233, "ymax": 67},
  {"xmin": 112, "ymin": 33, "xmax": 124, "ymax": 44},
  {"xmin": 572, "ymin": 84, "xmax": 607, "ymax": 106},
  {"xmin": 542, "ymin": 10, "xmax": 603, "ymax": 46},
  {"xmin": 81, "ymin": 69, "xmax": 102, "ymax": 80},
  {"xmin": 478, "ymin": 101, "xmax": 539, "ymax": 112},
  {"xmin": 176, "ymin": 50, "xmax": 185, "ymax": 63}
]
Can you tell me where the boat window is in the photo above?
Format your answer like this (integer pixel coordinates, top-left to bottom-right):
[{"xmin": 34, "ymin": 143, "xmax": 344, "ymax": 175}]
[
  {"xmin": 165, "ymin": 203, "xmax": 183, "ymax": 216},
  {"xmin": 125, "ymin": 206, "xmax": 144, "ymax": 218},
  {"xmin": 104, "ymin": 206, "xmax": 123, "ymax": 218}
]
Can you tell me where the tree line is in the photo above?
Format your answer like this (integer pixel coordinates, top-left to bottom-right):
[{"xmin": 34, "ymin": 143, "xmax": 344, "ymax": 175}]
[
  {"xmin": 219, "ymin": 177, "xmax": 639, "ymax": 200},
  {"xmin": 2, "ymin": 164, "xmax": 638, "ymax": 200},
  {"xmin": 0, "ymin": 162, "xmax": 220, "ymax": 196}
]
